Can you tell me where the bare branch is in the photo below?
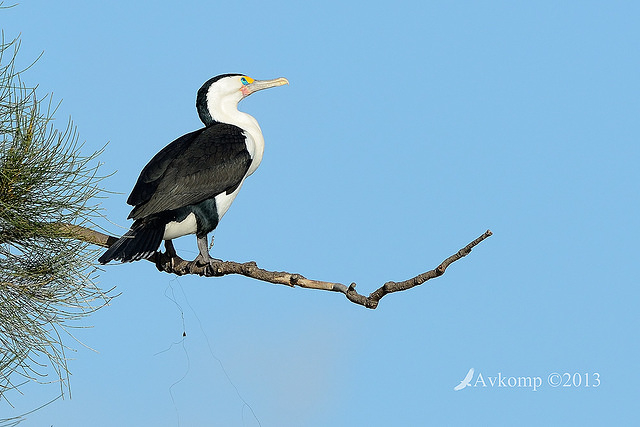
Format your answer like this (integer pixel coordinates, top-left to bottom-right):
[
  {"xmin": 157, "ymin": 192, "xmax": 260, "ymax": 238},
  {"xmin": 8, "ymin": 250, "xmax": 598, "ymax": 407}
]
[
  {"xmin": 69, "ymin": 223, "xmax": 491, "ymax": 309},
  {"xmin": 56, "ymin": 223, "xmax": 119, "ymax": 248}
]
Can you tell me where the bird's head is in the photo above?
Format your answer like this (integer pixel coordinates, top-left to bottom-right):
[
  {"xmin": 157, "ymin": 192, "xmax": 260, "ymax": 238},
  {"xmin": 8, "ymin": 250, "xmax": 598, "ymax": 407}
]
[{"xmin": 196, "ymin": 74, "xmax": 289, "ymax": 126}]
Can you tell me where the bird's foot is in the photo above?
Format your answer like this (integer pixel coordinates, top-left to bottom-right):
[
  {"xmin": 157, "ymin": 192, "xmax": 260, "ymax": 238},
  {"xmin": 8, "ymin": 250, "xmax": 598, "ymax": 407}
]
[
  {"xmin": 193, "ymin": 253, "xmax": 222, "ymax": 267},
  {"xmin": 161, "ymin": 240, "xmax": 179, "ymax": 270},
  {"xmin": 164, "ymin": 240, "xmax": 178, "ymax": 258},
  {"xmin": 195, "ymin": 235, "xmax": 222, "ymax": 266}
]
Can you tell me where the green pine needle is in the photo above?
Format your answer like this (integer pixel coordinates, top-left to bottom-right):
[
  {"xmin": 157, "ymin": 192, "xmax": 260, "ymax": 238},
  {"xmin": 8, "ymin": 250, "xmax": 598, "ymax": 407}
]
[{"xmin": 0, "ymin": 32, "xmax": 113, "ymax": 400}]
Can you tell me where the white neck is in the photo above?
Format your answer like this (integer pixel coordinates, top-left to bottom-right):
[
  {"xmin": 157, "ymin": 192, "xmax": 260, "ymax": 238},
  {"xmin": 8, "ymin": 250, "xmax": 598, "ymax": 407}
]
[{"xmin": 207, "ymin": 94, "xmax": 265, "ymax": 176}]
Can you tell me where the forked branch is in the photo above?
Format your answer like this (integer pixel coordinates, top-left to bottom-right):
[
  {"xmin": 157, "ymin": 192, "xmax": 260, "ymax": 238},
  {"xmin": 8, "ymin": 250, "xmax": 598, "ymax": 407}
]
[{"xmin": 68, "ymin": 224, "xmax": 492, "ymax": 309}]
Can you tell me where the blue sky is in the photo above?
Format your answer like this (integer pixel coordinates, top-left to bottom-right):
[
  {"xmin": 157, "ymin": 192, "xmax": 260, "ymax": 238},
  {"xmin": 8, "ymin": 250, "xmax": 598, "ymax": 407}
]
[{"xmin": 3, "ymin": 1, "xmax": 639, "ymax": 425}]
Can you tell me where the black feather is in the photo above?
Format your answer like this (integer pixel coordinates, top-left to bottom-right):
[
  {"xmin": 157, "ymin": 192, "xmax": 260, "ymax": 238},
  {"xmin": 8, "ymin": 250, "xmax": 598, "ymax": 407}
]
[
  {"xmin": 98, "ymin": 219, "xmax": 164, "ymax": 264},
  {"xmin": 127, "ymin": 123, "xmax": 251, "ymax": 220}
]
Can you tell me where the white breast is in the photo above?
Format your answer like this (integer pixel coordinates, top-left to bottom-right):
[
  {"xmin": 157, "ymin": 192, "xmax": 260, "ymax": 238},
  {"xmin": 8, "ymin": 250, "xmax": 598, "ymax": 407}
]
[
  {"xmin": 241, "ymin": 123, "xmax": 264, "ymax": 176},
  {"xmin": 214, "ymin": 182, "xmax": 244, "ymax": 219}
]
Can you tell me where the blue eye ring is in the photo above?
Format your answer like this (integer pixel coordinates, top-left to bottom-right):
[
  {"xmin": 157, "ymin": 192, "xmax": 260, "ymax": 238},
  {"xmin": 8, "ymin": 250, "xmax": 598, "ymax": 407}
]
[{"xmin": 241, "ymin": 77, "xmax": 249, "ymax": 86}]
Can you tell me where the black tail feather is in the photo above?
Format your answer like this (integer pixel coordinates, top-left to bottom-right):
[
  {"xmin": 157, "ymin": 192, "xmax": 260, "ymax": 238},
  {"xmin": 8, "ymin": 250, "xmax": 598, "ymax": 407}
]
[{"xmin": 98, "ymin": 219, "xmax": 164, "ymax": 264}]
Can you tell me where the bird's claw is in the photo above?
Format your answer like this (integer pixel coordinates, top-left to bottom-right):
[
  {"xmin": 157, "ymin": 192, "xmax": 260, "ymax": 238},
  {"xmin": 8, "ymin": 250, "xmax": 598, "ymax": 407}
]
[{"xmin": 193, "ymin": 253, "xmax": 222, "ymax": 267}]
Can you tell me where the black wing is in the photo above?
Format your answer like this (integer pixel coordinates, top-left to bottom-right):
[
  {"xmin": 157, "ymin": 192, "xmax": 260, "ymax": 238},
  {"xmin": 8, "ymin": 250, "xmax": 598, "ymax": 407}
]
[{"xmin": 127, "ymin": 123, "xmax": 251, "ymax": 220}]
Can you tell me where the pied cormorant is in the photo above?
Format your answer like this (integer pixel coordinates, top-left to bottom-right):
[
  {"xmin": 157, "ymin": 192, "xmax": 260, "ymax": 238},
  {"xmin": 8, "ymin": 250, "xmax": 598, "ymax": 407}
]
[{"xmin": 98, "ymin": 74, "xmax": 288, "ymax": 265}]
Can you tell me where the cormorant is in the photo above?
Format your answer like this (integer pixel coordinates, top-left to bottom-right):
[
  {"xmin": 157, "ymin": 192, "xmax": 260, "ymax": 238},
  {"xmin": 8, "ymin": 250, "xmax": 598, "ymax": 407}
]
[{"xmin": 98, "ymin": 74, "xmax": 288, "ymax": 264}]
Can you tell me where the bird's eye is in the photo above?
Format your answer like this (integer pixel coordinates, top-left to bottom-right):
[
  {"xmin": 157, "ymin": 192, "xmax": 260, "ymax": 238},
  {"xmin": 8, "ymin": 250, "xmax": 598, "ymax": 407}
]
[{"xmin": 241, "ymin": 77, "xmax": 249, "ymax": 86}]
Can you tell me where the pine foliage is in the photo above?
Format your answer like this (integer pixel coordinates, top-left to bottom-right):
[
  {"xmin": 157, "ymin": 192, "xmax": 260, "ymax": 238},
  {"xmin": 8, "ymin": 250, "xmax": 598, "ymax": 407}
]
[{"xmin": 0, "ymin": 34, "xmax": 111, "ymax": 399}]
